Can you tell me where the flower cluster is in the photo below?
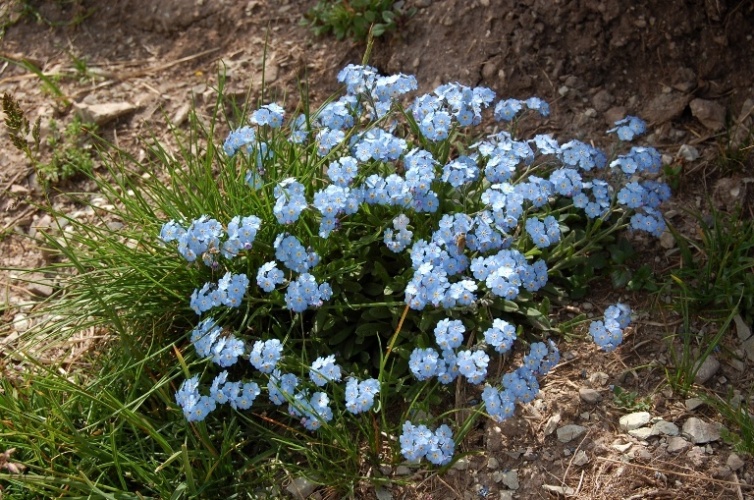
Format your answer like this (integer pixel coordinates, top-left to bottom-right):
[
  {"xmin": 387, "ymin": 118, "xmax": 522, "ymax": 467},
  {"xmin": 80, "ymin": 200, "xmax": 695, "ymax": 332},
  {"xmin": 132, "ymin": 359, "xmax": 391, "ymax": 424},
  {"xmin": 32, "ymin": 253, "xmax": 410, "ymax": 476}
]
[
  {"xmin": 481, "ymin": 340, "xmax": 560, "ymax": 423},
  {"xmin": 589, "ymin": 303, "xmax": 632, "ymax": 352},
  {"xmin": 400, "ymin": 421, "xmax": 455, "ymax": 465},
  {"xmin": 163, "ymin": 63, "xmax": 670, "ymax": 469}
]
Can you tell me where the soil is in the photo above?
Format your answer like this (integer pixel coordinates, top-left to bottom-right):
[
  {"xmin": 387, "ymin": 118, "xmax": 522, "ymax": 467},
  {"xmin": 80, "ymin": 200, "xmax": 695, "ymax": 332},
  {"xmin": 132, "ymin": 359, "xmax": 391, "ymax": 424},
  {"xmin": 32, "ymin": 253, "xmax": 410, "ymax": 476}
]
[{"xmin": 1, "ymin": 0, "xmax": 754, "ymax": 498}]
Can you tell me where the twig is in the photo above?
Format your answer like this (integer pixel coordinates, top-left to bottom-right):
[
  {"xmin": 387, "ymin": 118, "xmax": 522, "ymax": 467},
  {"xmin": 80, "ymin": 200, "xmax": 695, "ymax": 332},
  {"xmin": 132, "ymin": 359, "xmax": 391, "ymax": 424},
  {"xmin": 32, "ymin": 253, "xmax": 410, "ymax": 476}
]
[
  {"xmin": 434, "ymin": 474, "xmax": 463, "ymax": 499},
  {"xmin": 0, "ymin": 206, "xmax": 36, "ymax": 235}
]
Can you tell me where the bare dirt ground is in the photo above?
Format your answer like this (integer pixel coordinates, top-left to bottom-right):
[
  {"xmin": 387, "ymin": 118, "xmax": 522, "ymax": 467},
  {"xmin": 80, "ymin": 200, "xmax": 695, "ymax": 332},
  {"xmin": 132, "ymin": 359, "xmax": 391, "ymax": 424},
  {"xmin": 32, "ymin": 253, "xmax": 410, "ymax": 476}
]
[{"xmin": 1, "ymin": 0, "xmax": 754, "ymax": 498}]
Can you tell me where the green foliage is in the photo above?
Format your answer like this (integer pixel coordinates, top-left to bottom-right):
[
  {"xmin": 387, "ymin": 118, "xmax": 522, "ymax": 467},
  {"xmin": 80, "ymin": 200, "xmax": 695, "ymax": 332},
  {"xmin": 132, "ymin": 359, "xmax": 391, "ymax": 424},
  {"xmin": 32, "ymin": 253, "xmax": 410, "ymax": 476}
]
[
  {"xmin": 705, "ymin": 393, "xmax": 754, "ymax": 457},
  {"xmin": 2, "ymin": 92, "xmax": 97, "ymax": 188},
  {"xmin": 303, "ymin": 0, "xmax": 405, "ymax": 41},
  {"xmin": 612, "ymin": 386, "xmax": 652, "ymax": 413}
]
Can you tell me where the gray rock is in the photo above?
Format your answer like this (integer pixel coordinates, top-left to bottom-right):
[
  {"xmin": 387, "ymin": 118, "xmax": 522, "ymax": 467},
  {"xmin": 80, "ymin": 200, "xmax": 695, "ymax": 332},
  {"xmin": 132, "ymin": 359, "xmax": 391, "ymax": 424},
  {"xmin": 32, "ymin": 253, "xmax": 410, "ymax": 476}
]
[
  {"xmin": 487, "ymin": 457, "xmax": 499, "ymax": 469},
  {"xmin": 667, "ymin": 436, "xmax": 691, "ymax": 453},
  {"xmin": 592, "ymin": 89, "xmax": 614, "ymax": 112},
  {"xmin": 542, "ymin": 485, "xmax": 575, "ymax": 496},
  {"xmin": 733, "ymin": 314, "xmax": 752, "ymax": 341},
  {"xmin": 502, "ymin": 470, "xmax": 519, "ymax": 490},
  {"xmin": 678, "ymin": 144, "xmax": 700, "ymax": 161},
  {"xmin": 491, "ymin": 470, "xmax": 505, "ymax": 484},
  {"xmin": 394, "ymin": 465, "xmax": 412, "ymax": 475},
  {"xmin": 659, "ymin": 231, "xmax": 676, "ymax": 249},
  {"xmin": 727, "ymin": 453, "xmax": 745, "ymax": 471},
  {"xmin": 642, "ymin": 92, "xmax": 691, "ymax": 124},
  {"xmin": 544, "ymin": 413, "xmax": 561, "ymax": 436},
  {"xmin": 26, "ymin": 274, "xmax": 54, "ymax": 297},
  {"xmin": 690, "ymin": 98, "xmax": 726, "ymax": 131},
  {"xmin": 286, "ymin": 476, "xmax": 318, "ymax": 498},
  {"xmin": 743, "ymin": 336, "xmax": 754, "ymax": 363},
  {"xmin": 589, "ymin": 371, "xmax": 609, "ymax": 387},
  {"xmin": 573, "ymin": 450, "xmax": 589, "ymax": 466},
  {"xmin": 452, "ymin": 457, "xmax": 470, "ymax": 471},
  {"xmin": 375, "ymin": 486, "xmax": 393, "ymax": 500},
  {"xmin": 693, "ymin": 355, "xmax": 720, "ymax": 385},
  {"xmin": 557, "ymin": 424, "xmax": 587, "ymax": 443},
  {"xmin": 628, "ymin": 427, "xmax": 653, "ymax": 440},
  {"xmin": 12, "ymin": 313, "xmax": 30, "ymax": 333},
  {"xmin": 685, "ymin": 398, "xmax": 705, "ymax": 411},
  {"xmin": 650, "ymin": 420, "xmax": 680, "ymax": 437},
  {"xmin": 612, "ymin": 442, "xmax": 632, "ymax": 453},
  {"xmin": 579, "ymin": 388, "xmax": 601, "ymax": 404},
  {"xmin": 682, "ymin": 417, "xmax": 722, "ymax": 444},
  {"xmin": 74, "ymin": 102, "xmax": 137, "ymax": 126},
  {"xmin": 619, "ymin": 412, "xmax": 651, "ymax": 431}
]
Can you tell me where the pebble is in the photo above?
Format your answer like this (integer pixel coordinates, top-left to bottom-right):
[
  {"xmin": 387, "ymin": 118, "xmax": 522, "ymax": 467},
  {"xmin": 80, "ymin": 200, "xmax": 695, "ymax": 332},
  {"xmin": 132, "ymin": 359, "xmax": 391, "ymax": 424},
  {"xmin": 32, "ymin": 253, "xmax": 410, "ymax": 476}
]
[
  {"xmin": 634, "ymin": 448, "xmax": 652, "ymax": 462},
  {"xmin": 542, "ymin": 485, "xmax": 575, "ymax": 496},
  {"xmin": 682, "ymin": 417, "xmax": 721, "ymax": 444},
  {"xmin": 693, "ymin": 355, "xmax": 720, "ymax": 385},
  {"xmin": 579, "ymin": 388, "xmax": 601, "ymax": 404},
  {"xmin": 733, "ymin": 314, "xmax": 752, "ymax": 341},
  {"xmin": 592, "ymin": 89, "xmax": 614, "ymax": 112},
  {"xmin": 502, "ymin": 470, "xmax": 519, "ymax": 490},
  {"xmin": 619, "ymin": 412, "xmax": 651, "ymax": 432},
  {"xmin": 375, "ymin": 486, "xmax": 393, "ymax": 500},
  {"xmin": 394, "ymin": 465, "xmax": 412, "ymax": 475},
  {"xmin": 659, "ymin": 231, "xmax": 676, "ymax": 249},
  {"xmin": 678, "ymin": 144, "xmax": 700, "ymax": 161},
  {"xmin": 544, "ymin": 413, "xmax": 561, "ymax": 436},
  {"xmin": 74, "ymin": 101, "xmax": 137, "ymax": 126},
  {"xmin": 557, "ymin": 424, "xmax": 587, "ymax": 443},
  {"xmin": 667, "ymin": 436, "xmax": 691, "ymax": 454},
  {"xmin": 685, "ymin": 398, "xmax": 705, "ymax": 411},
  {"xmin": 727, "ymin": 453, "xmax": 745, "ymax": 471},
  {"xmin": 285, "ymin": 476, "xmax": 318, "ymax": 498},
  {"xmin": 589, "ymin": 371, "xmax": 609, "ymax": 387},
  {"xmin": 612, "ymin": 442, "xmax": 632, "ymax": 453},
  {"xmin": 650, "ymin": 420, "xmax": 680, "ymax": 437},
  {"xmin": 13, "ymin": 313, "xmax": 30, "ymax": 333},
  {"xmin": 572, "ymin": 450, "xmax": 589, "ymax": 466},
  {"xmin": 487, "ymin": 457, "xmax": 499, "ymax": 469},
  {"xmin": 742, "ymin": 336, "xmax": 754, "ymax": 363},
  {"xmin": 628, "ymin": 427, "xmax": 653, "ymax": 440},
  {"xmin": 452, "ymin": 458, "xmax": 470, "ymax": 471},
  {"xmin": 690, "ymin": 98, "xmax": 726, "ymax": 131}
]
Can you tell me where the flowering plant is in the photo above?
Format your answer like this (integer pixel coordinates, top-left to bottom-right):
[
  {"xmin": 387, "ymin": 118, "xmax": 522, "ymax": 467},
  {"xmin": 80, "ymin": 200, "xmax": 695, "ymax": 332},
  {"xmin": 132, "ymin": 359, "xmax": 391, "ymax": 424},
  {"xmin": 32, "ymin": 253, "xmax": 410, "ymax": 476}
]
[{"xmin": 159, "ymin": 64, "xmax": 667, "ymax": 467}]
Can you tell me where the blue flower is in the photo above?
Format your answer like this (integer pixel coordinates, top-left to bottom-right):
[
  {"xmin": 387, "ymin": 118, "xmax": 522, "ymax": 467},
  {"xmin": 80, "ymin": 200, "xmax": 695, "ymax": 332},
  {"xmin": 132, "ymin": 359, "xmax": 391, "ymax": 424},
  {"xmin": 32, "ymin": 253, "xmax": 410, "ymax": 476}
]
[
  {"xmin": 327, "ymin": 156, "xmax": 359, "ymax": 186},
  {"xmin": 525, "ymin": 97, "xmax": 550, "ymax": 117},
  {"xmin": 608, "ymin": 115, "xmax": 647, "ymax": 141},
  {"xmin": 223, "ymin": 126, "xmax": 256, "ymax": 157},
  {"xmin": 409, "ymin": 347, "xmax": 440, "ymax": 380},
  {"xmin": 250, "ymin": 103, "xmax": 285, "ymax": 128},
  {"xmin": 190, "ymin": 317, "xmax": 222, "ymax": 358},
  {"xmin": 309, "ymin": 354, "xmax": 342, "ymax": 386},
  {"xmin": 210, "ymin": 334, "xmax": 245, "ymax": 367},
  {"xmin": 256, "ymin": 261, "xmax": 285, "ymax": 292},
  {"xmin": 434, "ymin": 318, "xmax": 465, "ymax": 350},
  {"xmin": 274, "ymin": 233, "xmax": 318, "ymax": 274},
  {"xmin": 442, "ymin": 155, "xmax": 479, "ymax": 188},
  {"xmin": 274, "ymin": 178, "xmax": 308, "ymax": 225},
  {"xmin": 400, "ymin": 421, "xmax": 455, "ymax": 465},
  {"xmin": 456, "ymin": 349, "xmax": 489, "ymax": 384},
  {"xmin": 482, "ymin": 385, "xmax": 516, "ymax": 423},
  {"xmin": 175, "ymin": 376, "xmax": 216, "ymax": 422},
  {"xmin": 249, "ymin": 339, "xmax": 283, "ymax": 374},
  {"xmin": 268, "ymin": 370, "xmax": 298, "ymax": 406},
  {"xmin": 494, "ymin": 99, "xmax": 523, "ymax": 122},
  {"xmin": 289, "ymin": 391, "xmax": 333, "ymax": 431},
  {"xmin": 483, "ymin": 318, "xmax": 516, "ymax": 354},
  {"xmin": 316, "ymin": 128, "xmax": 346, "ymax": 156},
  {"xmin": 230, "ymin": 381, "xmax": 261, "ymax": 410},
  {"xmin": 344, "ymin": 377, "xmax": 380, "ymax": 414}
]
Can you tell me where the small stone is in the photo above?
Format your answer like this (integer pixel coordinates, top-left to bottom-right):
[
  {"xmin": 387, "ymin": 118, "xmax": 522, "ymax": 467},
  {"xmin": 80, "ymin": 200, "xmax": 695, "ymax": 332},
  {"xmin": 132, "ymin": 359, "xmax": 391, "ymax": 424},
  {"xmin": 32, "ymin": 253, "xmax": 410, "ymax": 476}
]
[
  {"xmin": 579, "ymin": 388, "xmax": 601, "ymax": 404},
  {"xmin": 634, "ymin": 448, "xmax": 652, "ymax": 462},
  {"xmin": 584, "ymin": 108, "xmax": 597, "ymax": 118},
  {"xmin": 729, "ymin": 358, "xmax": 745, "ymax": 372},
  {"xmin": 619, "ymin": 412, "xmax": 651, "ymax": 431},
  {"xmin": 502, "ymin": 470, "xmax": 519, "ymax": 490},
  {"xmin": 693, "ymin": 355, "xmax": 720, "ymax": 385},
  {"xmin": 394, "ymin": 465, "xmax": 412, "ymax": 475},
  {"xmin": 605, "ymin": 106, "xmax": 627, "ymax": 125},
  {"xmin": 727, "ymin": 453, "xmax": 745, "ymax": 471},
  {"xmin": 733, "ymin": 314, "xmax": 752, "ymax": 341},
  {"xmin": 685, "ymin": 398, "xmax": 705, "ymax": 411},
  {"xmin": 523, "ymin": 447, "xmax": 537, "ymax": 461},
  {"xmin": 558, "ymin": 85, "xmax": 570, "ymax": 97},
  {"xmin": 10, "ymin": 184, "xmax": 30, "ymax": 195},
  {"xmin": 678, "ymin": 144, "xmax": 700, "ymax": 161},
  {"xmin": 589, "ymin": 371, "xmax": 609, "ymax": 387},
  {"xmin": 628, "ymin": 427, "xmax": 653, "ymax": 440},
  {"xmin": 557, "ymin": 424, "xmax": 587, "ymax": 443},
  {"xmin": 542, "ymin": 485, "xmax": 575, "ymax": 496},
  {"xmin": 499, "ymin": 491, "xmax": 514, "ymax": 500},
  {"xmin": 592, "ymin": 89, "xmax": 614, "ymax": 112},
  {"xmin": 487, "ymin": 457, "xmax": 499, "ymax": 469},
  {"xmin": 659, "ymin": 231, "xmax": 676, "ymax": 249},
  {"xmin": 13, "ymin": 313, "xmax": 30, "ymax": 333},
  {"xmin": 667, "ymin": 436, "xmax": 691, "ymax": 453},
  {"xmin": 682, "ymin": 417, "xmax": 722, "ymax": 444},
  {"xmin": 642, "ymin": 92, "xmax": 691, "ymax": 124},
  {"xmin": 286, "ymin": 476, "xmax": 318, "ymax": 498},
  {"xmin": 650, "ymin": 420, "xmax": 679, "ymax": 437},
  {"xmin": 379, "ymin": 466, "xmax": 392, "ymax": 476},
  {"xmin": 74, "ymin": 101, "xmax": 137, "ymax": 126},
  {"xmin": 452, "ymin": 457, "xmax": 470, "ymax": 471},
  {"xmin": 743, "ymin": 336, "xmax": 754, "ymax": 363},
  {"xmin": 573, "ymin": 450, "xmax": 589, "ymax": 466},
  {"xmin": 491, "ymin": 470, "xmax": 505, "ymax": 483},
  {"xmin": 690, "ymin": 98, "xmax": 726, "ymax": 131},
  {"xmin": 544, "ymin": 413, "xmax": 561, "ymax": 436},
  {"xmin": 375, "ymin": 486, "xmax": 393, "ymax": 500},
  {"xmin": 612, "ymin": 442, "xmax": 632, "ymax": 453},
  {"xmin": 25, "ymin": 274, "xmax": 54, "ymax": 297},
  {"xmin": 712, "ymin": 466, "xmax": 733, "ymax": 479}
]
